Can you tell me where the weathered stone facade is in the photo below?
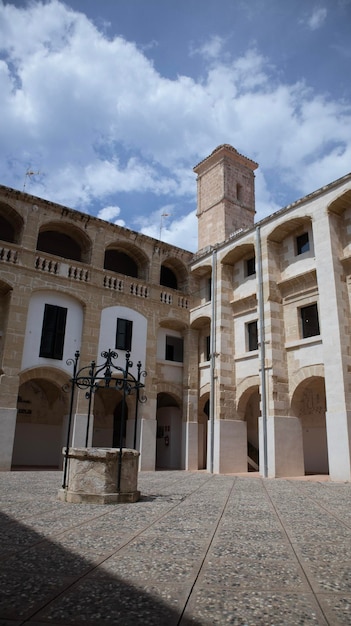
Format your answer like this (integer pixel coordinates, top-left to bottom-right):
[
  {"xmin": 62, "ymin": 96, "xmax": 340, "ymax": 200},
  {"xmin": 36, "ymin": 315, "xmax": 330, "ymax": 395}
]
[{"xmin": 1, "ymin": 143, "xmax": 351, "ymax": 480}]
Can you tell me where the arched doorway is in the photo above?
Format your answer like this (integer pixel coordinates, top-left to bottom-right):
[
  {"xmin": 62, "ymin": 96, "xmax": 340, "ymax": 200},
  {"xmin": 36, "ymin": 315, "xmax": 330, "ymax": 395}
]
[
  {"xmin": 198, "ymin": 396, "xmax": 209, "ymax": 470},
  {"xmin": 291, "ymin": 377, "xmax": 328, "ymax": 475},
  {"xmin": 92, "ymin": 387, "xmax": 129, "ymax": 448},
  {"xmin": 13, "ymin": 377, "xmax": 68, "ymax": 468},
  {"xmin": 238, "ymin": 385, "xmax": 260, "ymax": 471},
  {"xmin": 156, "ymin": 392, "xmax": 181, "ymax": 469}
]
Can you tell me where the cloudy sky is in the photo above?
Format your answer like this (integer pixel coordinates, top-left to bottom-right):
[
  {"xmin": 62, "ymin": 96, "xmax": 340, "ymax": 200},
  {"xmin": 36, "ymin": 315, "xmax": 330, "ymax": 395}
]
[{"xmin": 1, "ymin": 0, "xmax": 350, "ymax": 251}]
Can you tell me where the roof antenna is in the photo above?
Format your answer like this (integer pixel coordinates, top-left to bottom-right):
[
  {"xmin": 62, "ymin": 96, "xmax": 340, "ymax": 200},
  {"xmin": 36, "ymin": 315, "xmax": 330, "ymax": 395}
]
[
  {"xmin": 23, "ymin": 169, "xmax": 40, "ymax": 192},
  {"xmin": 159, "ymin": 212, "xmax": 171, "ymax": 240}
]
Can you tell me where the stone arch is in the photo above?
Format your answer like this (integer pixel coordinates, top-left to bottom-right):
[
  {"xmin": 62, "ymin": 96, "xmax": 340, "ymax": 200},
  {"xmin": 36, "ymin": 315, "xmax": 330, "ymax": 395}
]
[
  {"xmin": 327, "ymin": 190, "xmax": 351, "ymax": 255},
  {"xmin": 267, "ymin": 215, "xmax": 313, "ymax": 244},
  {"xmin": 289, "ymin": 364, "xmax": 325, "ymax": 401},
  {"xmin": 198, "ymin": 392, "xmax": 210, "ymax": 470},
  {"xmin": 190, "ymin": 315, "xmax": 211, "ymax": 363},
  {"xmin": 104, "ymin": 242, "xmax": 149, "ymax": 280},
  {"xmin": 237, "ymin": 379, "xmax": 260, "ymax": 471},
  {"xmin": 13, "ymin": 367, "xmax": 70, "ymax": 468},
  {"xmin": 36, "ymin": 221, "xmax": 92, "ymax": 263},
  {"xmin": 160, "ymin": 256, "xmax": 189, "ymax": 292},
  {"xmin": 0, "ymin": 280, "xmax": 13, "ymax": 369},
  {"xmin": 290, "ymin": 374, "xmax": 328, "ymax": 475},
  {"xmin": 156, "ymin": 391, "xmax": 182, "ymax": 469},
  {"xmin": 92, "ymin": 384, "xmax": 133, "ymax": 449},
  {"xmin": 221, "ymin": 242, "xmax": 255, "ymax": 266},
  {"xmin": 0, "ymin": 202, "xmax": 24, "ymax": 244}
]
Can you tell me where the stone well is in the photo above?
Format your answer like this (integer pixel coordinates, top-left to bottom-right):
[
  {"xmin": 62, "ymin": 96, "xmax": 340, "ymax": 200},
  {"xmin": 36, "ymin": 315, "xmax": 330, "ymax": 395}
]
[{"xmin": 58, "ymin": 447, "xmax": 140, "ymax": 504}]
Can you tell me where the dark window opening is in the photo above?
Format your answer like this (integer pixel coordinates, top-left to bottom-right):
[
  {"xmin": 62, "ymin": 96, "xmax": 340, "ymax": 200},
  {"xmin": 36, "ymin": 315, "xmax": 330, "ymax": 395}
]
[
  {"xmin": 236, "ymin": 183, "xmax": 243, "ymax": 202},
  {"xmin": 39, "ymin": 304, "xmax": 67, "ymax": 360},
  {"xmin": 116, "ymin": 318, "xmax": 133, "ymax": 351},
  {"xmin": 160, "ymin": 265, "xmax": 178, "ymax": 289},
  {"xmin": 165, "ymin": 335, "xmax": 183, "ymax": 362},
  {"xmin": 246, "ymin": 257, "xmax": 256, "ymax": 276},
  {"xmin": 296, "ymin": 232, "xmax": 310, "ymax": 255},
  {"xmin": 0, "ymin": 215, "xmax": 15, "ymax": 243},
  {"xmin": 301, "ymin": 304, "xmax": 320, "ymax": 338},
  {"xmin": 247, "ymin": 321, "xmax": 258, "ymax": 352},
  {"xmin": 37, "ymin": 231, "xmax": 81, "ymax": 262},
  {"xmin": 104, "ymin": 250, "xmax": 138, "ymax": 278},
  {"xmin": 206, "ymin": 335, "xmax": 211, "ymax": 361},
  {"xmin": 206, "ymin": 278, "xmax": 212, "ymax": 302}
]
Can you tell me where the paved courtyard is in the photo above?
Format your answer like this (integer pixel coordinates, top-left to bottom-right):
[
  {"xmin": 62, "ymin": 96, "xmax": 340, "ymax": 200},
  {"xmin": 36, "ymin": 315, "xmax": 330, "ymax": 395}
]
[{"xmin": 0, "ymin": 470, "xmax": 351, "ymax": 625}]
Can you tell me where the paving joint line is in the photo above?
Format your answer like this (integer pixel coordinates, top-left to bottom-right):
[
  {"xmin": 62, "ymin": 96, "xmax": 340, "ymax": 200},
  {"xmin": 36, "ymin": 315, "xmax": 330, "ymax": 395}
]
[
  {"xmin": 177, "ymin": 476, "xmax": 238, "ymax": 626},
  {"xmin": 261, "ymin": 478, "xmax": 330, "ymax": 626},
  {"xmin": 15, "ymin": 474, "xmax": 216, "ymax": 625}
]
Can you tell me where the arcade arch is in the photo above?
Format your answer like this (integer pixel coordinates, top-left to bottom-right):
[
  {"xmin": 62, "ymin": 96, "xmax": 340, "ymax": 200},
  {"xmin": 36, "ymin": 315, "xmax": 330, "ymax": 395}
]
[
  {"xmin": 290, "ymin": 376, "xmax": 328, "ymax": 475},
  {"xmin": 156, "ymin": 391, "xmax": 182, "ymax": 469},
  {"xmin": 13, "ymin": 369, "xmax": 70, "ymax": 468}
]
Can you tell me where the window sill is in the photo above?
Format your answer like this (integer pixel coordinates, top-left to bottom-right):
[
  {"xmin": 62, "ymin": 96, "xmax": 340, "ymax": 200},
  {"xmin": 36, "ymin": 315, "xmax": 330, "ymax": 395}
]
[
  {"xmin": 234, "ymin": 350, "xmax": 258, "ymax": 362},
  {"xmin": 285, "ymin": 335, "xmax": 322, "ymax": 350}
]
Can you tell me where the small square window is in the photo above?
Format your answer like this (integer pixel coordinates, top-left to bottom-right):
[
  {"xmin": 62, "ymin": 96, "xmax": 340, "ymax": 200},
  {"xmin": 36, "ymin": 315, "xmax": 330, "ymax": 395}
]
[
  {"xmin": 246, "ymin": 257, "xmax": 256, "ymax": 277},
  {"xmin": 247, "ymin": 321, "xmax": 258, "ymax": 352},
  {"xmin": 116, "ymin": 318, "xmax": 133, "ymax": 351},
  {"xmin": 165, "ymin": 335, "xmax": 183, "ymax": 362},
  {"xmin": 301, "ymin": 304, "xmax": 320, "ymax": 338},
  {"xmin": 296, "ymin": 232, "xmax": 310, "ymax": 255}
]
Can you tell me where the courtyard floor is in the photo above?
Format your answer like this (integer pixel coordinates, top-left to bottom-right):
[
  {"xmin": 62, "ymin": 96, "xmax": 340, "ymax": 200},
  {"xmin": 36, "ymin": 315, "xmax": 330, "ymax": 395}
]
[{"xmin": 0, "ymin": 470, "xmax": 351, "ymax": 625}]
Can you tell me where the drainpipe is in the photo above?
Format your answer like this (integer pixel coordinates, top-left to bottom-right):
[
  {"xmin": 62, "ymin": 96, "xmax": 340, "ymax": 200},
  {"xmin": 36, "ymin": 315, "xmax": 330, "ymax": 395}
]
[
  {"xmin": 256, "ymin": 226, "xmax": 268, "ymax": 478},
  {"xmin": 209, "ymin": 249, "xmax": 217, "ymax": 474}
]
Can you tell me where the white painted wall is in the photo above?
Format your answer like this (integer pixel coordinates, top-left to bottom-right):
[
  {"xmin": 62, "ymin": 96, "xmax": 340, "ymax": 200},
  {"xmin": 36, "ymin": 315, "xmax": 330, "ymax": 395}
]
[
  {"xmin": 21, "ymin": 291, "xmax": 84, "ymax": 373},
  {"xmin": 98, "ymin": 306, "xmax": 147, "ymax": 377}
]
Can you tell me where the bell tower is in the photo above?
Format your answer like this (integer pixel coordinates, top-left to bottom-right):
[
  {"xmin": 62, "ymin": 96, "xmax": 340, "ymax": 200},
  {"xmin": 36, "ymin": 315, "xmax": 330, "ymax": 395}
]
[{"xmin": 194, "ymin": 144, "xmax": 258, "ymax": 250}]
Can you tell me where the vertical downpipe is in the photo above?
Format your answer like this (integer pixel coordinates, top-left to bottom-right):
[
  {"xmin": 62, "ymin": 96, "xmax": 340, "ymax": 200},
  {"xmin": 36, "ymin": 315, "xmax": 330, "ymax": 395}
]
[
  {"xmin": 256, "ymin": 226, "xmax": 268, "ymax": 478},
  {"xmin": 209, "ymin": 249, "xmax": 217, "ymax": 474}
]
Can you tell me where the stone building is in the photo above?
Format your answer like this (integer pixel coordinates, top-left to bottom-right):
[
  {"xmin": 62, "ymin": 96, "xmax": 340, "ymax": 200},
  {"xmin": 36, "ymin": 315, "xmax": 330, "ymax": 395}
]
[{"xmin": 1, "ymin": 144, "xmax": 351, "ymax": 480}]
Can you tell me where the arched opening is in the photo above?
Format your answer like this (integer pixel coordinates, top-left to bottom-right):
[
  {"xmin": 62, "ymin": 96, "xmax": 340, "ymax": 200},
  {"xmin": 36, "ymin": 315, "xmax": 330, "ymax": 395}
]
[
  {"xmin": 245, "ymin": 388, "xmax": 260, "ymax": 471},
  {"xmin": 156, "ymin": 392, "xmax": 181, "ymax": 469},
  {"xmin": 12, "ymin": 377, "xmax": 68, "ymax": 468},
  {"xmin": 198, "ymin": 396, "xmax": 209, "ymax": 470},
  {"xmin": 0, "ymin": 214, "xmax": 15, "ymax": 243},
  {"xmin": 291, "ymin": 377, "xmax": 328, "ymax": 475},
  {"xmin": 37, "ymin": 230, "xmax": 82, "ymax": 262},
  {"xmin": 160, "ymin": 265, "xmax": 178, "ymax": 289},
  {"xmin": 104, "ymin": 249, "xmax": 138, "ymax": 278},
  {"xmin": 238, "ymin": 384, "xmax": 260, "ymax": 472},
  {"xmin": 0, "ymin": 203, "xmax": 24, "ymax": 244},
  {"xmin": 92, "ymin": 387, "xmax": 129, "ymax": 448}
]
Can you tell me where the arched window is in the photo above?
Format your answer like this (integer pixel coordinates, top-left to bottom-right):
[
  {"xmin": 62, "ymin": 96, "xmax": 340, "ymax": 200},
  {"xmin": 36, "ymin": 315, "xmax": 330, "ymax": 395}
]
[
  {"xmin": 160, "ymin": 265, "xmax": 178, "ymax": 290},
  {"xmin": 0, "ymin": 215, "xmax": 15, "ymax": 243},
  {"xmin": 104, "ymin": 249, "xmax": 138, "ymax": 278},
  {"xmin": 37, "ymin": 231, "xmax": 82, "ymax": 262}
]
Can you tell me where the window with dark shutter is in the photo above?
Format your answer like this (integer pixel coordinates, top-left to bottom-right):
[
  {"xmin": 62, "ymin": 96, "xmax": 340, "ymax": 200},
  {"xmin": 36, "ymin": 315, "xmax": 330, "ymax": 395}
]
[
  {"xmin": 301, "ymin": 304, "xmax": 320, "ymax": 338},
  {"xmin": 247, "ymin": 320, "xmax": 258, "ymax": 352},
  {"xmin": 116, "ymin": 318, "xmax": 133, "ymax": 351},
  {"xmin": 39, "ymin": 304, "xmax": 67, "ymax": 360}
]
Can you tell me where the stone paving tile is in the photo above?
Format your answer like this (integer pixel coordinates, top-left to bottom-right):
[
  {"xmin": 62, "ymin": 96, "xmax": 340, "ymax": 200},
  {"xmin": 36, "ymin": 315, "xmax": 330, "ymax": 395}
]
[
  {"xmin": 36, "ymin": 576, "xmax": 192, "ymax": 626},
  {"xmin": 184, "ymin": 589, "xmax": 325, "ymax": 625},
  {"xmin": 318, "ymin": 594, "xmax": 351, "ymax": 625},
  {"xmin": 199, "ymin": 555, "xmax": 307, "ymax": 591},
  {"xmin": 2, "ymin": 471, "xmax": 351, "ymax": 625}
]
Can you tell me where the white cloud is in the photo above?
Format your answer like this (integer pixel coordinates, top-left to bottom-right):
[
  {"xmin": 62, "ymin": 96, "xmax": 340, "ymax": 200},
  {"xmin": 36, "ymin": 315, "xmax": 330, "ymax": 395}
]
[
  {"xmin": 0, "ymin": 0, "xmax": 350, "ymax": 235},
  {"xmin": 97, "ymin": 205, "xmax": 125, "ymax": 226},
  {"xmin": 134, "ymin": 206, "xmax": 197, "ymax": 251},
  {"xmin": 303, "ymin": 7, "xmax": 328, "ymax": 30},
  {"xmin": 192, "ymin": 35, "xmax": 227, "ymax": 61}
]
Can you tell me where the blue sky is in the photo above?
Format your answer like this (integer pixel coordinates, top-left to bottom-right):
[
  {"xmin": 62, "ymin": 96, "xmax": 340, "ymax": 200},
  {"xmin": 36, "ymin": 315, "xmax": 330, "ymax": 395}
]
[{"xmin": 1, "ymin": 0, "xmax": 351, "ymax": 251}]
